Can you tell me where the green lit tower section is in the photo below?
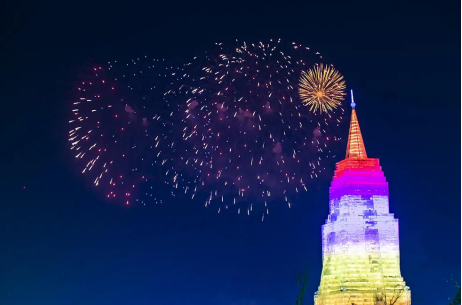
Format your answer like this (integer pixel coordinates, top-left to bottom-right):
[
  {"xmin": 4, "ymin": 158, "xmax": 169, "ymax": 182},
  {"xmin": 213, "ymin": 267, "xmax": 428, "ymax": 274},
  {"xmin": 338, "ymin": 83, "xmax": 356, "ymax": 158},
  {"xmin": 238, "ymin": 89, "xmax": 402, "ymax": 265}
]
[{"xmin": 314, "ymin": 92, "xmax": 411, "ymax": 305}]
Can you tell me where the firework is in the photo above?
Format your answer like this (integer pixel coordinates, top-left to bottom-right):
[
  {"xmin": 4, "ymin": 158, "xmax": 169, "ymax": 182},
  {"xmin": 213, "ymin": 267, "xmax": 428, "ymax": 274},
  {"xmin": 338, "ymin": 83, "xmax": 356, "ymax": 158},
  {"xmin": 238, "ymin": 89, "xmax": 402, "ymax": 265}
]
[
  {"xmin": 68, "ymin": 41, "xmax": 346, "ymax": 217},
  {"xmin": 299, "ymin": 63, "xmax": 346, "ymax": 113},
  {"xmin": 171, "ymin": 40, "xmax": 345, "ymax": 217},
  {"xmin": 68, "ymin": 57, "xmax": 184, "ymax": 205}
]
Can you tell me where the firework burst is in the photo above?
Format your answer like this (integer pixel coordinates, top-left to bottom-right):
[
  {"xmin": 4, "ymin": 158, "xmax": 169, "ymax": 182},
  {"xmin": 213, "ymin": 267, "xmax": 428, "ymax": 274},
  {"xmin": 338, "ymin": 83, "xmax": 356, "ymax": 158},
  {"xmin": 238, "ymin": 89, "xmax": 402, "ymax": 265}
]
[
  {"xmin": 170, "ymin": 40, "xmax": 345, "ymax": 217},
  {"xmin": 68, "ymin": 57, "xmax": 184, "ymax": 205},
  {"xmin": 68, "ymin": 41, "xmax": 346, "ymax": 218},
  {"xmin": 299, "ymin": 63, "xmax": 346, "ymax": 113}
]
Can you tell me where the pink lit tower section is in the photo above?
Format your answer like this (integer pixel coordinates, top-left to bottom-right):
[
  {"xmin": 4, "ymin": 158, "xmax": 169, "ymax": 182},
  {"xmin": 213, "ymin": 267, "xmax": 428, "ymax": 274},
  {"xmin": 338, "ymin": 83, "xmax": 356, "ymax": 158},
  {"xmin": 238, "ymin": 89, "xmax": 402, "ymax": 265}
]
[{"xmin": 314, "ymin": 91, "xmax": 411, "ymax": 305}]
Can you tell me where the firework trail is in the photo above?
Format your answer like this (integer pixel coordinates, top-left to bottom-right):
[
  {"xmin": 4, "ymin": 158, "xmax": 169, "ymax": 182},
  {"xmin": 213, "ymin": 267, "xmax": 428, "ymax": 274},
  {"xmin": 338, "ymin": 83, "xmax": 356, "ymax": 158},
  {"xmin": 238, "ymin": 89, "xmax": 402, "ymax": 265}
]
[{"xmin": 170, "ymin": 39, "xmax": 345, "ymax": 217}]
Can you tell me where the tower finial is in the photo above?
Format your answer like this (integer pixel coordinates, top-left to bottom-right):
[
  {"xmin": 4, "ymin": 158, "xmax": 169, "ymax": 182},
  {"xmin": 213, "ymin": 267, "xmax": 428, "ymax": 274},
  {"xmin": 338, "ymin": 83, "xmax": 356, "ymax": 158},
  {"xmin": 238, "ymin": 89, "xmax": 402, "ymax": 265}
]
[{"xmin": 350, "ymin": 89, "xmax": 356, "ymax": 109}]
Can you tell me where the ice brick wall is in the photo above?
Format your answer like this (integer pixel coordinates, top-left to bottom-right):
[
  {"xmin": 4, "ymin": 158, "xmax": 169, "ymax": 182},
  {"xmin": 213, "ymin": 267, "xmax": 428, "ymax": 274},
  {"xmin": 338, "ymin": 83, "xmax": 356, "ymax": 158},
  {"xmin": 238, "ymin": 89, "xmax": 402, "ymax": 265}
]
[{"xmin": 315, "ymin": 159, "xmax": 410, "ymax": 305}]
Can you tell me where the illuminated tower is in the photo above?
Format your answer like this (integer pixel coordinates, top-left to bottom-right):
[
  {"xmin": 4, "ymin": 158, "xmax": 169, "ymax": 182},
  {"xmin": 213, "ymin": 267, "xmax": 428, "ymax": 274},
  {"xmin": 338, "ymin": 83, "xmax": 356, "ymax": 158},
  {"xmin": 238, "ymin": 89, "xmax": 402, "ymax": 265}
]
[{"xmin": 314, "ymin": 91, "xmax": 411, "ymax": 305}]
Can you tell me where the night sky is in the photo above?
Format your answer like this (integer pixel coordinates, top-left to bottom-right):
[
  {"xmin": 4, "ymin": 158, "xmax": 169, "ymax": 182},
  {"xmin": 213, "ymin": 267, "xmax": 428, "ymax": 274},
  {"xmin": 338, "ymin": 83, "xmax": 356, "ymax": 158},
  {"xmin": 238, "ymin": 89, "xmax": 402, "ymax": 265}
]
[{"xmin": 1, "ymin": 1, "xmax": 460, "ymax": 305}]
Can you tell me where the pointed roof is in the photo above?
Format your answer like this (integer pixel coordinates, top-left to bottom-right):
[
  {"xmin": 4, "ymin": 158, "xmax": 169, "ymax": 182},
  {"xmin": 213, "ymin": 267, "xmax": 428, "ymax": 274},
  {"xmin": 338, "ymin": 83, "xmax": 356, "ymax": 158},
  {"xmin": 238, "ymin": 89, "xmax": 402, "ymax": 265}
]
[{"xmin": 346, "ymin": 90, "xmax": 367, "ymax": 159}]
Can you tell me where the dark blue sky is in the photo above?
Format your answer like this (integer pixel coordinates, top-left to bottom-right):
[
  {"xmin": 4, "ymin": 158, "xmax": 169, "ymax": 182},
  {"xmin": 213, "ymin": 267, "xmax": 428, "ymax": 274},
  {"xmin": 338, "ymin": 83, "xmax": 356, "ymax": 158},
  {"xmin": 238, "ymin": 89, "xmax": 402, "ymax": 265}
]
[{"xmin": 1, "ymin": 1, "xmax": 460, "ymax": 304}]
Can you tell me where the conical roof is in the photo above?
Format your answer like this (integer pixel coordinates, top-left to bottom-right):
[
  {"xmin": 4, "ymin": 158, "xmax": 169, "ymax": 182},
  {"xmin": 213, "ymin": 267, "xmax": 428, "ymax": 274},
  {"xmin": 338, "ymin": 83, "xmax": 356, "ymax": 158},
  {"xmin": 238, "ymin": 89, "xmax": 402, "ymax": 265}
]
[{"xmin": 346, "ymin": 91, "xmax": 367, "ymax": 159}]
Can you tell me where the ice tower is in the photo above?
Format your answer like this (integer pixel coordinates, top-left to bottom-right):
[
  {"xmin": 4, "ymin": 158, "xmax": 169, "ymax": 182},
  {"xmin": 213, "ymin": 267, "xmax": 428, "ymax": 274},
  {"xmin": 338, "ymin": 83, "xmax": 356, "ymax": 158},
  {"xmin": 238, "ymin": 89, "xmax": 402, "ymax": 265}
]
[{"xmin": 314, "ymin": 91, "xmax": 411, "ymax": 305}]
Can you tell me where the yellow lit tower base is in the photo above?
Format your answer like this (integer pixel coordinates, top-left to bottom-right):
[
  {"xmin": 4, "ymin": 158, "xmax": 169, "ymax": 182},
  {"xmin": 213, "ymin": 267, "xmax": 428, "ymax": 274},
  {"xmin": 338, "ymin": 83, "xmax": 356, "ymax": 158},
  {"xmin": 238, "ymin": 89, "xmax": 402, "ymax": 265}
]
[{"xmin": 314, "ymin": 91, "xmax": 411, "ymax": 305}]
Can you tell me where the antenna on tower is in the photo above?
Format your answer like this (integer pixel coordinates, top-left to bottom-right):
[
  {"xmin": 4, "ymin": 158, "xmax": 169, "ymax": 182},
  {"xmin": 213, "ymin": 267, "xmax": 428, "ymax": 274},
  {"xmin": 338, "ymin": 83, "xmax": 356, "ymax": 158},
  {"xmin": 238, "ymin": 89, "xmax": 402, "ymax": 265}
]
[{"xmin": 350, "ymin": 89, "xmax": 356, "ymax": 109}]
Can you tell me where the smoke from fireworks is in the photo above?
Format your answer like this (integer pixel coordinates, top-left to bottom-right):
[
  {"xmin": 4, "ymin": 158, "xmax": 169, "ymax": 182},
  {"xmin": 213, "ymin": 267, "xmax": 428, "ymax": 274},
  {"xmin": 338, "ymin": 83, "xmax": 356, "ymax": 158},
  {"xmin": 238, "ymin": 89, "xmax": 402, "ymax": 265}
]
[{"xmin": 299, "ymin": 63, "xmax": 346, "ymax": 113}]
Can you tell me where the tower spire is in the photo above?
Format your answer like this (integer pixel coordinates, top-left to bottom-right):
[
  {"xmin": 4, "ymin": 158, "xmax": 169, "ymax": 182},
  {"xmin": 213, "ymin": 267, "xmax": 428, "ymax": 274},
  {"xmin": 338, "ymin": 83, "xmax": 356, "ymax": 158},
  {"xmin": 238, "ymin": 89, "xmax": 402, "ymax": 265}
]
[{"xmin": 346, "ymin": 90, "xmax": 367, "ymax": 159}]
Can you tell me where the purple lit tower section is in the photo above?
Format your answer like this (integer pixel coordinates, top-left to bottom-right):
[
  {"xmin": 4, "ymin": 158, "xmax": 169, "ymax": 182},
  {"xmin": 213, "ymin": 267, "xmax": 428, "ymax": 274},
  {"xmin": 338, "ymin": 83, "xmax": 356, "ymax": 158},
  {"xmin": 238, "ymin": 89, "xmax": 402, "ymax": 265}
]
[{"xmin": 314, "ymin": 92, "xmax": 411, "ymax": 305}]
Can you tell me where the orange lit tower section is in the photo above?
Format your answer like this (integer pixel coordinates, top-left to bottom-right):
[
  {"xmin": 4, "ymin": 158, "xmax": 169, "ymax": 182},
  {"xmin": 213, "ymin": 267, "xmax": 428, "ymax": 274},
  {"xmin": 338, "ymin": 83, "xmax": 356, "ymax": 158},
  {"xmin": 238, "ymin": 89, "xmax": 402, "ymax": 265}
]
[{"xmin": 314, "ymin": 91, "xmax": 411, "ymax": 305}]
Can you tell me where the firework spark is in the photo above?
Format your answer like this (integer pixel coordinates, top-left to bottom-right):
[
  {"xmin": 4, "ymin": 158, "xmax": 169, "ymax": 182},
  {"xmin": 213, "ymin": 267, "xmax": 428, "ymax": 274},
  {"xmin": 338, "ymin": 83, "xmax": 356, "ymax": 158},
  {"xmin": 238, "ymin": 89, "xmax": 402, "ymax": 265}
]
[{"xmin": 299, "ymin": 63, "xmax": 346, "ymax": 113}]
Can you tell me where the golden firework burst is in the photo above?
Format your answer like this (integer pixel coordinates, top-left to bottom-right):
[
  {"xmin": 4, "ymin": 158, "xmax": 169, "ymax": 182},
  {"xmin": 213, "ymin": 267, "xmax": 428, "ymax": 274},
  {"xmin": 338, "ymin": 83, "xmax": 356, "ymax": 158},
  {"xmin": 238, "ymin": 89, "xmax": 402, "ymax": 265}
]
[{"xmin": 299, "ymin": 64, "xmax": 346, "ymax": 113}]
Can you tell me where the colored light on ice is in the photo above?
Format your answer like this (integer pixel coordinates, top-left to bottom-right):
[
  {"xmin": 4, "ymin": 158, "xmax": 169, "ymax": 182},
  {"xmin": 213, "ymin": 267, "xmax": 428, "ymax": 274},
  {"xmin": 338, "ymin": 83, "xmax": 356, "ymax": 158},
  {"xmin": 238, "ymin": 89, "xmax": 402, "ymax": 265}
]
[{"xmin": 314, "ymin": 103, "xmax": 410, "ymax": 305}]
